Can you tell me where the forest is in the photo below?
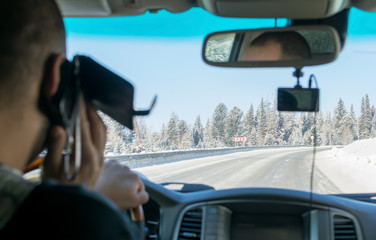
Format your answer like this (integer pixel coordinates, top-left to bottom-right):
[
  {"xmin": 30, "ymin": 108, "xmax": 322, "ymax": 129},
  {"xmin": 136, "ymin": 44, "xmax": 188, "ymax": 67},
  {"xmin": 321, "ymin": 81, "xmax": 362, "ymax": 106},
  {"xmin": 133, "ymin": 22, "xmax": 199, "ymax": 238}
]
[{"xmin": 101, "ymin": 94, "xmax": 376, "ymax": 155}]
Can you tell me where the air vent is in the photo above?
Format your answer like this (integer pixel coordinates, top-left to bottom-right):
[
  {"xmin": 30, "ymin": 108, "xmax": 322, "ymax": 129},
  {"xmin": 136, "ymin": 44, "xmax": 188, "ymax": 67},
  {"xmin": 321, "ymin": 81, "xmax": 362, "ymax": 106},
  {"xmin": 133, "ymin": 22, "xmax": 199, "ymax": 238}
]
[
  {"xmin": 178, "ymin": 208, "xmax": 203, "ymax": 240},
  {"xmin": 333, "ymin": 215, "xmax": 357, "ymax": 240}
]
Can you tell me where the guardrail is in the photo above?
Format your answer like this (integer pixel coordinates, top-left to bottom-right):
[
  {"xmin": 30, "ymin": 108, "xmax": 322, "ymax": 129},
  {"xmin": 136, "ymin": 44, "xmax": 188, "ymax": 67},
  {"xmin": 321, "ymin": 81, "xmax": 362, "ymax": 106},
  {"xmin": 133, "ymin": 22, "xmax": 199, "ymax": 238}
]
[{"xmin": 106, "ymin": 145, "xmax": 322, "ymax": 168}]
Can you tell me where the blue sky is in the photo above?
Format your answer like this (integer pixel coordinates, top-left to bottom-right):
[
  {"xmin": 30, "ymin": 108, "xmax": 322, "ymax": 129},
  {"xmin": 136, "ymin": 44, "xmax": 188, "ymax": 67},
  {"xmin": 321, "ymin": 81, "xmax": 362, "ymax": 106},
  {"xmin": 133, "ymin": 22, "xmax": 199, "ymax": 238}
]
[{"xmin": 64, "ymin": 8, "xmax": 376, "ymax": 130}]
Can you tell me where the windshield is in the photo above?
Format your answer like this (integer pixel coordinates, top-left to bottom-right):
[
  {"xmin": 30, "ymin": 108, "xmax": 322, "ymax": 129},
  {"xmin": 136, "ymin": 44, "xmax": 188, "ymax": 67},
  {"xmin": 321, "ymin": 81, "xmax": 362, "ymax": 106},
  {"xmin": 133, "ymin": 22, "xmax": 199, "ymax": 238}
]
[{"xmin": 65, "ymin": 8, "xmax": 376, "ymax": 194}]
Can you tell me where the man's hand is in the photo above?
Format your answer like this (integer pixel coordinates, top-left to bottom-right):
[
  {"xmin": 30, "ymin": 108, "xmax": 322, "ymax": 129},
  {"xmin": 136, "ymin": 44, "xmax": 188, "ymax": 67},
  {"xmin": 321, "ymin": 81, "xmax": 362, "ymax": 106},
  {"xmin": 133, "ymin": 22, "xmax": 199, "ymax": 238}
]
[
  {"xmin": 95, "ymin": 160, "xmax": 149, "ymax": 210},
  {"xmin": 42, "ymin": 98, "xmax": 106, "ymax": 189}
]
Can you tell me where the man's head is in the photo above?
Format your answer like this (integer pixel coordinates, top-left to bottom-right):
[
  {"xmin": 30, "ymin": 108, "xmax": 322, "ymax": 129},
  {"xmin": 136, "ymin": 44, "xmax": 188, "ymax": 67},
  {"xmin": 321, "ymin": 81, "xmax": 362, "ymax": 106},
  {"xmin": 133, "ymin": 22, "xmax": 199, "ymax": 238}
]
[
  {"xmin": 241, "ymin": 31, "xmax": 312, "ymax": 61},
  {"xmin": 0, "ymin": 0, "xmax": 66, "ymax": 169},
  {"xmin": 0, "ymin": 0, "xmax": 65, "ymax": 106}
]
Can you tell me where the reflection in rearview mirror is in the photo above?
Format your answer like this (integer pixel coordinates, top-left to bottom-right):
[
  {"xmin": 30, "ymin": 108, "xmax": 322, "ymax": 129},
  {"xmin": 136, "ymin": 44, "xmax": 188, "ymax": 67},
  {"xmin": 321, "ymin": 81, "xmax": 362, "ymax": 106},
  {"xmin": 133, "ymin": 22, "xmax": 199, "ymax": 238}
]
[
  {"xmin": 241, "ymin": 31, "xmax": 312, "ymax": 61},
  {"xmin": 203, "ymin": 26, "xmax": 340, "ymax": 68}
]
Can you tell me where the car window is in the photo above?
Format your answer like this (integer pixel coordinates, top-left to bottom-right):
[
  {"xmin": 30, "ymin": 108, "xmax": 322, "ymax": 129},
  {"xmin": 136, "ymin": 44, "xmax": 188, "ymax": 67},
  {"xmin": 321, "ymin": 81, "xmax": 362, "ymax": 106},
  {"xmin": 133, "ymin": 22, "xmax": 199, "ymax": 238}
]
[{"xmin": 64, "ymin": 8, "xmax": 376, "ymax": 194}]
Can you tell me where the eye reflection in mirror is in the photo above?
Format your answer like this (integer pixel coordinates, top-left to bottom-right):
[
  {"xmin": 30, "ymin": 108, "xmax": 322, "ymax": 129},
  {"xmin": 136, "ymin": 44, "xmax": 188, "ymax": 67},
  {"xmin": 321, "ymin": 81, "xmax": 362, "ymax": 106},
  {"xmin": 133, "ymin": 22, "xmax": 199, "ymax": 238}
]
[
  {"xmin": 203, "ymin": 26, "xmax": 340, "ymax": 68},
  {"xmin": 241, "ymin": 31, "xmax": 312, "ymax": 61}
]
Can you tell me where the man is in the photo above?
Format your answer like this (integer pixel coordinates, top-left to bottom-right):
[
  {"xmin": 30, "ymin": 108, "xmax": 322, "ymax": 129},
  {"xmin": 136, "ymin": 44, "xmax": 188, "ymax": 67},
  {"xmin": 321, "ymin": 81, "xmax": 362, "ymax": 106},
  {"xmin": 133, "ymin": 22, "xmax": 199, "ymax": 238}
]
[
  {"xmin": 0, "ymin": 0, "xmax": 148, "ymax": 239},
  {"xmin": 241, "ymin": 31, "xmax": 312, "ymax": 61}
]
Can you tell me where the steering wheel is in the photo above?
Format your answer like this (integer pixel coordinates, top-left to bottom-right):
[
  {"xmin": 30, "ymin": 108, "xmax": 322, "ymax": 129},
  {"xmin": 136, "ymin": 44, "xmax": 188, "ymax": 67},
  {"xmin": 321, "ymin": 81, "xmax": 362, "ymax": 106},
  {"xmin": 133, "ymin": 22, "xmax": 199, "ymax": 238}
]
[{"xmin": 130, "ymin": 205, "xmax": 146, "ymax": 240}]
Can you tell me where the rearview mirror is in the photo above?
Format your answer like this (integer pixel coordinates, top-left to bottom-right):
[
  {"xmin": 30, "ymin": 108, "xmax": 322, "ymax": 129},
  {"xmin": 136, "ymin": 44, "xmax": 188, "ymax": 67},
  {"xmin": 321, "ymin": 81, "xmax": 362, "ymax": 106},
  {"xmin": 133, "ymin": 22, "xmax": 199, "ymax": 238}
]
[{"xmin": 202, "ymin": 26, "xmax": 340, "ymax": 68}]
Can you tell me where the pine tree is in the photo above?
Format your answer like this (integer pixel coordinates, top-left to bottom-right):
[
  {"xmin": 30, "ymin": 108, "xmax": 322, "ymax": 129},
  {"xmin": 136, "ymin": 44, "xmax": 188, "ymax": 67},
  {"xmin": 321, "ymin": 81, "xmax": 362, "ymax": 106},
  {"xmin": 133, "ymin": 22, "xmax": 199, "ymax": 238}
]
[
  {"xmin": 371, "ymin": 116, "xmax": 376, "ymax": 138},
  {"xmin": 371, "ymin": 105, "xmax": 376, "ymax": 138},
  {"xmin": 193, "ymin": 116, "xmax": 204, "ymax": 147},
  {"xmin": 316, "ymin": 112, "xmax": 327, "ymax": 145},
  {"xmin": 302, "ymin": 113, "xmax": 317, "ymax": 146},
  {"xmin": 177, "ymin": 120, "xmax": 189, "ymax": 148},
  {"xmin": 314, "ymin": 112, "xmax": 325, "ymax": 146},
  {"xmin": 167, "ymin": 112, "xmax": 179, "ymax": 149},
  {"xmin": 301, "ymin": 113, "xmax": 314, "ymax": 138},
  {"xmin": 243, "ymin": 105, "xmax": 255, "ymax": 145},
  {"xmin": 279, "ymin": 112, "xmax": 295, "ymax": 145},
  {"xmin": 333, "ymin": 98, "xmax": 349, "ymax": 144},
  {"xmin": 99, "ymin": 112, "xmax": 128, "ymax": 154},
  {"xmin": 249, "ymin": 128, "xmax": 258, "ymax": 146},
  {"xmin": 334, "ymin": 98, "xmax": 347, "ymax": 127},
  {"xmin": 349, "ymin": 104, "xmax": 358, "ymax": 141},
  {"xmin": 326, "ymin": 112, "xmax": 335, "ymax": 145},
  {"xmin": 159, "ymin": 124, "xmax": 169, "ymax": 150},
  {"xmin": 255, "ymin": 98, "xmax": 266, "ymax": 145},
  {"xmin": 132, "ymin": 117, "xmax": 151, "ymax": 152},
  {"xmin": 203, "ymin": 119, "xmax": 215, "ymax": 148},
  {"xmin": 289, "ymin": 114, "xmax": 303, "ymax": 145},
  {"xmin": 224, "ymin": 107, "xmax": 244, "ymax": 146},
  {"xmin": 359, "ymin": 94, "xmax": 372, "ymax": 140},
  {"xmin": 289, "ymin": 127, "xmax": 302, "ymax": 145},
  {"xmin": 211, "ymin": 103, "xmax": 228, "ymax": 146},
  {"xmin": 264, "ymin": 100, "xmax": 278, "ymax": 145},
  {"xmin": 105, "ymin": 122, "xmax": 127, "ymax": 155}
]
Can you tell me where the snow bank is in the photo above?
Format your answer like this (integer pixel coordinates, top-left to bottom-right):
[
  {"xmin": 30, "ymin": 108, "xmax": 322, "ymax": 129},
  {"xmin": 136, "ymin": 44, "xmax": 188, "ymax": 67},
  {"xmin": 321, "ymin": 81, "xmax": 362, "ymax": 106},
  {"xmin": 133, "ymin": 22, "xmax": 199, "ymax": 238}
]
[
  {"xmin": 340, "ymin": 138, "xmax": 376, "ymax": 161},
  {"xmin": 332, "ymin": 138, "xmax": 376, "ymax": 168},
  {"xmin": 316, "ymin": 139, "xmax": 376, "ymax": 193}
]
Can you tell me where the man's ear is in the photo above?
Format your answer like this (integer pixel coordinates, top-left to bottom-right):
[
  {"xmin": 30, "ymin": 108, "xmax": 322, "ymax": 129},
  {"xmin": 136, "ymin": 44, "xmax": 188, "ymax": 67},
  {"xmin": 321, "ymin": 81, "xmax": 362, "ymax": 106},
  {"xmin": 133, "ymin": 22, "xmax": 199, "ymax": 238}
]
[{"xmin": 43, "ymin": 53, "xmax": 65, "ymax": 99}]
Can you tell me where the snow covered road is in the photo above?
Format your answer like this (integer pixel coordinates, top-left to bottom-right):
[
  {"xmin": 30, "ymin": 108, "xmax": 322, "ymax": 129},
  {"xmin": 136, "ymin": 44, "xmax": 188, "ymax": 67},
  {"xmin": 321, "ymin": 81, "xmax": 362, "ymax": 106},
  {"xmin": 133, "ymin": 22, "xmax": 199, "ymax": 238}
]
[{"xmin": 134, "ymin": 146, "xmax": 357, "ymax": 194}]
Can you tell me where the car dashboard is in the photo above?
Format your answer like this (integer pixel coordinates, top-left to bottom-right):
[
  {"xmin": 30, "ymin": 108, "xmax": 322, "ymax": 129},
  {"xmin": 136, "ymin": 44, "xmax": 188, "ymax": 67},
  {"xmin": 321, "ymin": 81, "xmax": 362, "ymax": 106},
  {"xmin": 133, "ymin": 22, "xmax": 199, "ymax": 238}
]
[{"xmin": 142, "ymin": 179, "xmax": 376, "ymax": 240}]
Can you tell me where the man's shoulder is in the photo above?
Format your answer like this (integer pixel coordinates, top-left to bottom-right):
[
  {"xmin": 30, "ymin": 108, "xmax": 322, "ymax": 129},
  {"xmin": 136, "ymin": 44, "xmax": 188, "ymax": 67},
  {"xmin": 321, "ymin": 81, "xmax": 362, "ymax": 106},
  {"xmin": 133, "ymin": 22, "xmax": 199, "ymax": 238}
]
[
  {"xmin": 33, "ymin": 180, "xmax": 117, "ymax": 208},
  {"xmin": 1, "ymin": 180, "xmax": 138, "ymax": 239},
  {"xmin": 24, "ymin": 180, "xmax": 128, "ymax": 224}
]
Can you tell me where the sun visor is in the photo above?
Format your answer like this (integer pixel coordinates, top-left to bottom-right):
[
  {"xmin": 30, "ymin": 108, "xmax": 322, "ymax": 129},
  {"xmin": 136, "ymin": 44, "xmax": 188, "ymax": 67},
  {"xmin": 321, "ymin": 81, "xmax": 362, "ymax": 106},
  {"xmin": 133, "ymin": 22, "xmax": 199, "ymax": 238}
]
[
  {"xmin": 199, "ymin": 0, "xmax": 349, "ymax": 19},
  {"xmin": 56, "ymin": 0, "xmax": 112, "ymax": 17}
]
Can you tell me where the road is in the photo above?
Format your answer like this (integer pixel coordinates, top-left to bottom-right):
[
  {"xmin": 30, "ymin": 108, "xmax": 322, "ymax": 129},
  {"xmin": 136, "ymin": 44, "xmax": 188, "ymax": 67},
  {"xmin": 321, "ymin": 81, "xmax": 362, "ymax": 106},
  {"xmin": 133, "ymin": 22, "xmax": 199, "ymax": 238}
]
[{"xmin": 134, "ymin": 147, "xmax": 343, "ymax": 194}]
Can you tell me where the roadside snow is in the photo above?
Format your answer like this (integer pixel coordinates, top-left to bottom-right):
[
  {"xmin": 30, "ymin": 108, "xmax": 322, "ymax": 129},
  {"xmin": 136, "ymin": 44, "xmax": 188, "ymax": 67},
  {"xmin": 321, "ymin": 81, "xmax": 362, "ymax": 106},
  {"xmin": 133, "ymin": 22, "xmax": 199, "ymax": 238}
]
[
  {"xmin": 339, "ymin": 138, "xmax": 376, "ymax": 161},
  {"xmin": 316, "ymin": 139, "xmax": 376, "ymax": 193}
]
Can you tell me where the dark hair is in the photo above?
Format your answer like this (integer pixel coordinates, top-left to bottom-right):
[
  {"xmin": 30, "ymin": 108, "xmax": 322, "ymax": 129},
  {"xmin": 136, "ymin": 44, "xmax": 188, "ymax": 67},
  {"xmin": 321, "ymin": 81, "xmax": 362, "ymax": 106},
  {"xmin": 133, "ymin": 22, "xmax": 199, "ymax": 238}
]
[
  {"xmin": 0, "ymin": 0, "xmax": 65, "ymax": 107},
  {"xmin": 250, "ymin": 31, "xmax": 311, "ymax": 60}
]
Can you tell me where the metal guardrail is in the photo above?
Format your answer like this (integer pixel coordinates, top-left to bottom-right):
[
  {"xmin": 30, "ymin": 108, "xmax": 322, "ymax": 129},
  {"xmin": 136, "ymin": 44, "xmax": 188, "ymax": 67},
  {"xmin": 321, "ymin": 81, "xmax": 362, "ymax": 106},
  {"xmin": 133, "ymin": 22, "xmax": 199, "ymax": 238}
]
[
  {"xmin": 105, "ymin": 145, "xmax": 319, "ymax": 168},
  {"xmin": 22, "ymin": 145, "xmax": 336, "ymax": 181}
]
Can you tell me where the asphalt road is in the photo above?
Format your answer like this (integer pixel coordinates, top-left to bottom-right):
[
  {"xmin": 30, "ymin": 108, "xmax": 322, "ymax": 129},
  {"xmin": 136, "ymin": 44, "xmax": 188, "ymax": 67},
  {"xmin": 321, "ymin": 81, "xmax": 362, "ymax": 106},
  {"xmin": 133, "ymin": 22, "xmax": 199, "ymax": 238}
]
[{"xmin": 134, "ymin": 147, "xmax": 342, "ymax": 194}]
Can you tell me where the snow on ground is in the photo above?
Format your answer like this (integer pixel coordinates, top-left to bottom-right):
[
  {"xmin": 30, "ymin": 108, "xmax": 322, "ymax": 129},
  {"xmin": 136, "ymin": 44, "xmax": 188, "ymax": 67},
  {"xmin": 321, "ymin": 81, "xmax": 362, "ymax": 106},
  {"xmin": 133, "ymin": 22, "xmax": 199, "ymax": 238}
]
[{"xmin": 316, "ymin": 139, "xmax": 376, "ymax": 193}]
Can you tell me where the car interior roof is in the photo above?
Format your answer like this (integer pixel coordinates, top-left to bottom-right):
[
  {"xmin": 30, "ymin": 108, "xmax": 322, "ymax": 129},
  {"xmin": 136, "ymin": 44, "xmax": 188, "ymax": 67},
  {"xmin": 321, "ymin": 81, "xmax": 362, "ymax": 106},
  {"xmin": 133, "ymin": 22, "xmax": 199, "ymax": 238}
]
[{"xmin": 56, "ymin": 0, "xmax": 376, "ymax": 18}]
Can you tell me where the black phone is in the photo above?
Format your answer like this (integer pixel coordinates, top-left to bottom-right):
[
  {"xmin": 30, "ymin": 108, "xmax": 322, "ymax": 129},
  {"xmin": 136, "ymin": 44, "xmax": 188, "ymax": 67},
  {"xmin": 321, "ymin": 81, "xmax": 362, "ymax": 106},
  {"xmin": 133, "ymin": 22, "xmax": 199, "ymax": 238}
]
[{"xmin": 48, "ymin": 57, "xmax": 80, "ymax": 130}]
